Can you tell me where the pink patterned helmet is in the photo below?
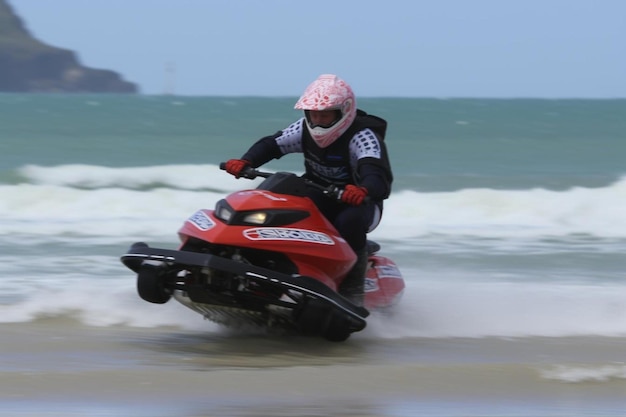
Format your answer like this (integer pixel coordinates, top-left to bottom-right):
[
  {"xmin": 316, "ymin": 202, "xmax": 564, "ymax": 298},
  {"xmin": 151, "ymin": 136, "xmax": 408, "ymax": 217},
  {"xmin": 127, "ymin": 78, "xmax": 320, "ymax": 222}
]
[{"xmin": 294, "ymin": 74, "xmax": 357, "ymax": 148}]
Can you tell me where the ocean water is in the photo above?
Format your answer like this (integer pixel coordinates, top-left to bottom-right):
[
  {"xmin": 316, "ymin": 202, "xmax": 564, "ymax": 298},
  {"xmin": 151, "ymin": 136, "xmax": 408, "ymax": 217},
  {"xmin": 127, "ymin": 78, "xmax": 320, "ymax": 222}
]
[{"xmin": 1, "ymin": 94, "xmax": 626, "ymax": 416}]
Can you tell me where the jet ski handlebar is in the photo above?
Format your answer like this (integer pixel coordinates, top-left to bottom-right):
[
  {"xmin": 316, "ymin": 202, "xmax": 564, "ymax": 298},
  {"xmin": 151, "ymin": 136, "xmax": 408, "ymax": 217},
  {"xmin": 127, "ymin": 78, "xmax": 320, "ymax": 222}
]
[{"xmin": 218, "ymin": 162, "xmax": 360, "ymax": 202}]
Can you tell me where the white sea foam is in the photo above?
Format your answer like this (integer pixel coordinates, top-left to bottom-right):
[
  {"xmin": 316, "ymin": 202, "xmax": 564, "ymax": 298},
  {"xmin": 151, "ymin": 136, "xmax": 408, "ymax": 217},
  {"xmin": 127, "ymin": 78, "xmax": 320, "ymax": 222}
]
[
  {"xmin": 373, "ymin": 179, "xmax": 626, "ymax": 239},
  {"xmin": 3, "ymin": 164, "xmax": 626, "ymax": 241},
  {"xmin": 364, "ymin": 277, "xmax": 626, "ymax": 339},
  {"xmin": 2, "ymin": 264, "xmax": 626, "ymax": 338},
  {"xmin": 18, "ymin": 163, "xmax": 260, "ymax": 191},
  {"xmin": 541, "ymin": 364, "xmax": 626, "ymax": 382}
]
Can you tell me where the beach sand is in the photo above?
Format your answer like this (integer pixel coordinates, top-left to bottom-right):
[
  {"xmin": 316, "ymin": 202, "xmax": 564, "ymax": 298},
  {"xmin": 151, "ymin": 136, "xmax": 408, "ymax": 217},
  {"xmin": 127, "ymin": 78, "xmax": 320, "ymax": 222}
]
[{"xmin": 3, "ymin": 319, "xmax": 626, "ymax": 416}]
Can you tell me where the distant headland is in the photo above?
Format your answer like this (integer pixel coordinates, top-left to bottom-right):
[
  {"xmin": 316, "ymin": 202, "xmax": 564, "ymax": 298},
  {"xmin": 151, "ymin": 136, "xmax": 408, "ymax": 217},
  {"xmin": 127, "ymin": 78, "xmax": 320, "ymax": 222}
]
[{"xmin": 0, "ymin": 0, "xmax": 137, "ymax": 93}]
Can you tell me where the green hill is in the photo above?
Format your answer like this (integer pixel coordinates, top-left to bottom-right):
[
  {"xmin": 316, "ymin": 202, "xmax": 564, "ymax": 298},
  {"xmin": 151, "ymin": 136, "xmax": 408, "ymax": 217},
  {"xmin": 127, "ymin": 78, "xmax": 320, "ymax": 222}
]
[{"xmin": 0, "ymin": 0, "xmax": 137, "ymax": 93}]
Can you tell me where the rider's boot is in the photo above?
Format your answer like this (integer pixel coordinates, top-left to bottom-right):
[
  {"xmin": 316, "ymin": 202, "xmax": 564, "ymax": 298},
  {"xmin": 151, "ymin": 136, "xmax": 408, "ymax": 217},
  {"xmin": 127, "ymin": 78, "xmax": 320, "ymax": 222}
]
[{"xmin": 338, "ymin": 246, "xmax": 368, "ymax": 307}]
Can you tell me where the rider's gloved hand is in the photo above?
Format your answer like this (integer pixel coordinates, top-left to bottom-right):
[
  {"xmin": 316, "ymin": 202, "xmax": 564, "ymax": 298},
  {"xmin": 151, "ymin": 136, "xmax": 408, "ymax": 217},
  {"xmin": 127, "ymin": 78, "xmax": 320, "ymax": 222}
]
[
  {"xmin": 224, "ymin": 159, "xmax": 250, "ymax": 178},
  {"xmin": 341, "ymin": 185, "xmax": 368, "ymax": 205}
]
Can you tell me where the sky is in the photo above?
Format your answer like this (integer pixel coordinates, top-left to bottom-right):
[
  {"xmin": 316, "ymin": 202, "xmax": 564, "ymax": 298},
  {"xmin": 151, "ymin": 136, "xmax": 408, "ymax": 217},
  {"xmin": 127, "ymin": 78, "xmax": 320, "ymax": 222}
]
[{"xmin": 8, "ymin": 0, "xmax": 626, "ymax": 98}]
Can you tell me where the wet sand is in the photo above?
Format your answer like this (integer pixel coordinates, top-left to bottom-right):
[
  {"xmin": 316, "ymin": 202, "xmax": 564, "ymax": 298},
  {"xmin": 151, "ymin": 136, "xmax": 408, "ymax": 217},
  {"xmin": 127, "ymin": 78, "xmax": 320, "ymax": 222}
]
[{"xmin": 2, "ymin": 320, "xmax": 626, "ymax": 416}]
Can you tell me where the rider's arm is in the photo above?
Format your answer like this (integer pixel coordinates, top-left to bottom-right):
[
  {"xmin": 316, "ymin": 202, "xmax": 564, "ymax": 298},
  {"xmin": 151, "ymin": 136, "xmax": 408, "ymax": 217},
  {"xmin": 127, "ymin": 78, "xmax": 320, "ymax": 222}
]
[
  {"xmin": 242, "ymin": 119, "xmax": 305, "ymax": 167},
  {"xmin": 357, "ymin": 163, "xmax": 391, "ymax": 200},
  {"xmin": 350, "ymin": 128, "xmax": 393, "ymax": 200},
  {"xmin": 241, "ymin": 132, "xmax": 284, "ymax": 167}
]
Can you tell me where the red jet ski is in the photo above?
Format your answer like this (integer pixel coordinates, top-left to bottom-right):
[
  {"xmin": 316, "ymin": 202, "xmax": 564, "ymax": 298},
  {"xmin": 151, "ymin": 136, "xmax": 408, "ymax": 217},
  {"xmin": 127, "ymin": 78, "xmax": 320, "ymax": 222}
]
[{"xmin": 121, "ymin": 166, "xmax": 404, "ymax": 341}]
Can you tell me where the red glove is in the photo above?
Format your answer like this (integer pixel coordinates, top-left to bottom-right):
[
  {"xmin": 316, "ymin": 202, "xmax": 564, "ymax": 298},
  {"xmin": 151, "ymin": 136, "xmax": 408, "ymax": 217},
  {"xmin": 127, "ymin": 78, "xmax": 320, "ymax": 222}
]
[
  {"xmin": 341, "ymin": 185, "xmax": 368, "ymax": 205},
  {"xmin": 224, "ymin": 159, "xmax": 250, "ymax": 178}
]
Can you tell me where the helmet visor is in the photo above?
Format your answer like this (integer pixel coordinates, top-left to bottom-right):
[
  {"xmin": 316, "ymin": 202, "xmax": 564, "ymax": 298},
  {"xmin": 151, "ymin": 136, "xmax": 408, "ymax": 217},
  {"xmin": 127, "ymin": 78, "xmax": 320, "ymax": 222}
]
[{"xmin": 304, "ymin": 110, "xmax": 342, "ymax": 129}]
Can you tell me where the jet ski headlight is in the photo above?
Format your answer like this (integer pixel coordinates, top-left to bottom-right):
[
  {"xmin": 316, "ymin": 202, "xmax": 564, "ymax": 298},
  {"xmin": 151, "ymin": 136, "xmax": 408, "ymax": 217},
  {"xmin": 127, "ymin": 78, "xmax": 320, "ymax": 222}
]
[
  {"xmin": 215, "ymin": 200, "xmax": 233, "ymax": 222},
  {"xmin": 214, "ymin": 199, "xmax": 310, "ymax": 226},
  {"xmin": 243, "ymin": 212, "xmax": 267, "ymax": 225},
  {"xmin": 217, "ymin": 207, "xmax": 233, "ymax": 222}
]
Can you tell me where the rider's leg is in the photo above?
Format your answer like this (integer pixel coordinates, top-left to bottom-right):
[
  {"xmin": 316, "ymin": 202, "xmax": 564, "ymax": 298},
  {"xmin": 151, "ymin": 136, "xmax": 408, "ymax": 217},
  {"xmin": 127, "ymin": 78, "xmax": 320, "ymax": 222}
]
[{"xmin": 333, "ymin": 202, "xmax": 379, "ymax": 306}]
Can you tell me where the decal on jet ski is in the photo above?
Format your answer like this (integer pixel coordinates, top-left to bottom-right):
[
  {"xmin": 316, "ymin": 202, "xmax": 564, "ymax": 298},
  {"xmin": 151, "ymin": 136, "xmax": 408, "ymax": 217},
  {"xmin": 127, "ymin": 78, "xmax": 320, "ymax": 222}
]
[
  {"xmin": 376, "ymin": 264, "xmax": 403, "ymax": 279},
  {"xmin": 187, "ymin": 210, "xmax": 215, "ymax": 231},
  {"xmin": 364, "ymin": 278, "xmax": 379, "ymax": 292},
  {"xmin": 243, "ymin": 228, "xmax": 335, "ymax": 245}
]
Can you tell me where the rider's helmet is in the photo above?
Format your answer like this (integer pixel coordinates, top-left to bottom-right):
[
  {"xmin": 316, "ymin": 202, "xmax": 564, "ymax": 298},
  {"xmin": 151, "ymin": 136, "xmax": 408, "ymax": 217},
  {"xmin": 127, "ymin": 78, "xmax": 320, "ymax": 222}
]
[{"xmin": 294, "ymin": 74, "xmax": 357, "ymax": 148}]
